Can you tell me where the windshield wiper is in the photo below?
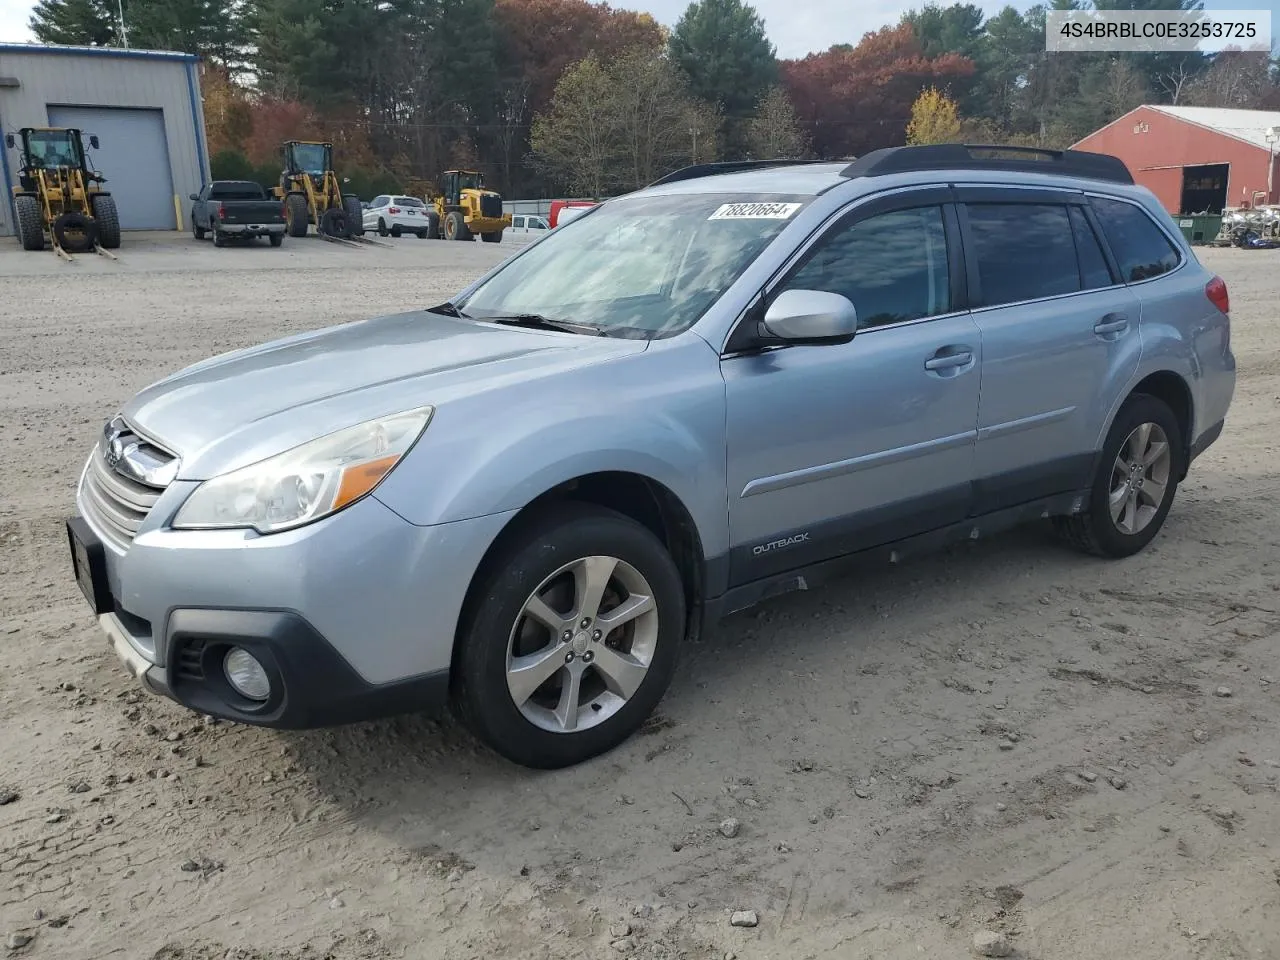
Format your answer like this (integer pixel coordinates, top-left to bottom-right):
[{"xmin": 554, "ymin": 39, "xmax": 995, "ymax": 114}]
[{"xmin": 483, "ymin": 313, "xmax": 604, "ymax": 336}]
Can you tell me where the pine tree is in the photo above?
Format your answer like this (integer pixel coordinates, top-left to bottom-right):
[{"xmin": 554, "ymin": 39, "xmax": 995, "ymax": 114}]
[{"xmin": 29, "ymin": 0, "xmax": 120, "ymax": 46}]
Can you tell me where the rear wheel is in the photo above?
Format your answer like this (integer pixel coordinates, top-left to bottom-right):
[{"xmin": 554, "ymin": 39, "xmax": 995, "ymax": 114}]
[
  {"xmin": 390, "ymin": 224, "xmax": 402, "ymax": 238},
  {"xmin": 285, "ymin": 193, "xmax": 310, "ymax": 238},
  {"xmin": 90, "ymin": 194, "xmax": 121, "ymax": 249},
  {"xmin": 192, "ymin": 216, "xmax": 206, "ymax": 241},
  {"xmin": 452, "ymin": 503, "xmax": 686, "ymax": 769},
  {"xmin": 15, "ymin": 195, "xmax": 44, "ymax": 251},
  {"xmin": 1054, "ymin": 394, "xmax": 1183, "ymax": 558},
  {"xmin": 269, "ymin": 233, "xmax": 284, "ymax": 247},
  {"xmin": 212, "ymin": 223, "xmax": 226, "ymax": 247},
  {"xmin": 343, "ymin": 196, "xmax": 364, "ymax": 237}
]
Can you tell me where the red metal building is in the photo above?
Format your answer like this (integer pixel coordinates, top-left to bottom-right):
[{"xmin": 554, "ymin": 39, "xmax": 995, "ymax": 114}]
[{"xmin": 1073, "ymin": 105, "xmax": 1280, "ymax": 214}]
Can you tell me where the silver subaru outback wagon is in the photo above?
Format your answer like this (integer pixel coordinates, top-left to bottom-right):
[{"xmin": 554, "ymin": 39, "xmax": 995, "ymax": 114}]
[{"xmin": 68, "ymin": 144, "xmax": 1236, "ymax": 769}]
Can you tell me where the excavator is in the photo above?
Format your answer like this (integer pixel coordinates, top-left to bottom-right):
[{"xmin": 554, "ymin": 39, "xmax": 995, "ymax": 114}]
[{"xmin": 6, "ymin": 127, "xmax": 120, "ymax": 258}]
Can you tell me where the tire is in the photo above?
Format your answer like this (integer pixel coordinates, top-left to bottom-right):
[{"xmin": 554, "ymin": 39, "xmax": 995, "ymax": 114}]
[
  {"xmin": 343, "ymin": 196, "xmax": 364, "ymax": 237},
  {"xmin": 1054, "ymin": 394, "xmax": 1184, "ymax": 559},
  {"xmin": 319, "ymin": 207, "xmax": 348, "ymax": 238},
  {"xmin": 481, "ymin": 229, "xmax": 503, "ymax": 244},
  {"xmin": 417, "ymin": 230, "xmax": 427, "ymax": 239},
  {"xmin": 90, "ymin": 194, "xmax": 121, "ymax": 249},
  {"xmin": 192, "ymin": 216, "xmax": 206, "ymax": 241},
  {"xmin": 390, "ymin": 224, "xmax": 402, "ymax": 238},
  {"xmin": 453, "ymin": 503, "xmax": 686, "ymax": 769},
  {"xmin": 377, "ymin": 218, "xmax": 388, "ymax": 237},
  {"xmin": 444, "ymin": 210, "xmax": 471, "ymax": 241},
  {"xmin": 213, "ymin": 224, "xmax": 226, "ymax": 248},
  {"xmin": 15, "ymin": 195, "xmax": 44, "ymax": 251},
  {"xmin": 53, "ymin": 211, "xmax": 97, "ymax": 253},
  {"xmin": 426, "ymin": 213, "xmax": 441, "ymax": 240},
  {"xmin": 285, "ymin": 193, "xmax": 310, "ymax": 238},
  {"xmin": 269, "ymin": 233, "xmax": 284, "ymax": 247}
]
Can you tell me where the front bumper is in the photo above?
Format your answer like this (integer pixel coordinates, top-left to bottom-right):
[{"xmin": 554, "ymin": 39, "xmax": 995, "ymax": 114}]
[
  {"xmin": 72, "ymin": 467, "xmax": 516, "ymax": 728},
  {"xmin": 97, "ymin": 607, "xmax": 448, "ymax": 728}
]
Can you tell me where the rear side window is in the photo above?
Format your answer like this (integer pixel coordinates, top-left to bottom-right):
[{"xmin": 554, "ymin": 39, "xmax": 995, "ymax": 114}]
[
  {"xmin": 1069, "ymin": 206, "xmax": 1114, "ymax": 290},
  {"xmin": 1090, "ymin": 196, "xmax": 1180, "ymax": 281},
  {"xmin": 965, "ymin": 204, "xmax": 1079, "ymax": 306},
  {"xmin": 780, "ymin": 206, "xmax": 950, "ymax": 329}
]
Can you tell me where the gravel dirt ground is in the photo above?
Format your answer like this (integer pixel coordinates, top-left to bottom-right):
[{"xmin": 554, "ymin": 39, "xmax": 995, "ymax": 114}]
[{"xmin": 1, "ymin": 236, "xmax": 1279, "ymax": 960}]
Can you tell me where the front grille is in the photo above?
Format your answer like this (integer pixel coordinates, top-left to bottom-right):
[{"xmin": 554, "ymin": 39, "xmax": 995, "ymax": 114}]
[
  {"xmin": 480, "ymin": 194, "xmax": 503, "ymax": 219},
  {"xmin": 80, "ymin": 420, "xmax": 176, "ymax": 550}
]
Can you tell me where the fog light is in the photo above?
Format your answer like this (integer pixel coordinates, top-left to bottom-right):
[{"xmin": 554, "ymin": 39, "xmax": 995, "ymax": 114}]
[{"xmin": 223, "ymin": 647, "xmax": 271, "ymax": 701}]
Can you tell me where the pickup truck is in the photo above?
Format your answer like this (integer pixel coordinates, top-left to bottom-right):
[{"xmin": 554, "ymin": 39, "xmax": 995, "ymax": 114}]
[{"xmin": 190, "ymin": 181, "xmax": 287, "ymax": 247}]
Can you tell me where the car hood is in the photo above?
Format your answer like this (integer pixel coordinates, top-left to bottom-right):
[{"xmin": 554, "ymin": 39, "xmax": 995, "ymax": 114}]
[{"xmin": 122, "ymin": 310, "xmax": 647, "ymax": 479}]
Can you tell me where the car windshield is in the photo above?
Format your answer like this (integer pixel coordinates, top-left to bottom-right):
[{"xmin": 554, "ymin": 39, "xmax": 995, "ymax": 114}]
[
  {"xmin": 393, "ymin": 197, "xmax": 424, "ymax": 207},
  {"xmin": 456, "ymin": 192, "xmax": 811, "ymax": 338},
  {"xmin": 26, "ymin": 131, "xmax": 82, "ymax": 169}
]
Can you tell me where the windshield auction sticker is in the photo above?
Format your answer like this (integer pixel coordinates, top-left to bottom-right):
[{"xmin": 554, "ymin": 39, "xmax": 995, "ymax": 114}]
[{"xmin": 708, "ymin": 202, "xmax": 803, "ymax": 220}]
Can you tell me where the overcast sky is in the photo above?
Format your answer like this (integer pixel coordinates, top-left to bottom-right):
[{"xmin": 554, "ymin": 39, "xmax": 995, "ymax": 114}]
[{"xmin": 0, "ymin": 0, "xmax": 1276, "ymax": 59}]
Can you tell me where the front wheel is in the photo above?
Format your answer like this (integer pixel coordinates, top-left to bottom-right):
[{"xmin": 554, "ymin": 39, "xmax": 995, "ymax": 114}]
[
  {"xmin": 377, "ymin": 218, "xmax": 388, "ymax": 237},
  {"xmin": 452, "ymin": 504, "xmax": 686, "ymax": 769},
  {"xmin": 1054, "ymin": 394, "xmax": 1183, "ymax": 558},
  {"xmin": 192, "ymin": 216, "xmax": 206, "ymax": 241}
]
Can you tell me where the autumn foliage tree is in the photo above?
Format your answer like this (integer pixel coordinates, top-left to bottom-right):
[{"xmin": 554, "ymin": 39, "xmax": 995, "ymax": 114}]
[
  {"xmin": 906, "ymin": 86, "xmax": 961, "ymax": 145},
  {"xmin": 780, "ymin": 24, "xmax": 974, "ymax": 158}
]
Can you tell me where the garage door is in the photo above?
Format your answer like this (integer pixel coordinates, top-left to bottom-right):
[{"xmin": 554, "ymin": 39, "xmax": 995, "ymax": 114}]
[{"xmin": 46, "ymin": 106, "xmax": 176, "ymax": 230}]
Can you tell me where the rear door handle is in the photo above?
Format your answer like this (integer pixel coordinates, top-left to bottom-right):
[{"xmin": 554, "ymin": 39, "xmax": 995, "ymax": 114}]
[
  {"xmin": 1094, "ymin": 313, "xmax": 1130, "ymax": 335},
  {"xmin": 925, "ymin": 351, "xmax": 973, "ymax": 371}
]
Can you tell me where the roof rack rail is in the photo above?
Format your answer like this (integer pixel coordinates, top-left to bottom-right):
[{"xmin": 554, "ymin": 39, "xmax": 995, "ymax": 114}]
[
  {"xmin": 839, "ymin": 144, "xmax": 1133, "ymax": 185},
  {"xmin": 647, "ymin": 159, "xmax": 835, "ymax": 188}
]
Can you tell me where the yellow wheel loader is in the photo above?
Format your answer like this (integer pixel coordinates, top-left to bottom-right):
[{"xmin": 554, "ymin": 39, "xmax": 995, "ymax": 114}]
[
  {"xmin": 271, "ymin": 140, "xmax": 364, "ymax": 239},
  {"xmin": 5, "ymin": 127, "xmax": 121, "ymax": 255},
  {"xmin": 430, "ymin": 170, "xmax": 511, "ymax": 243}
]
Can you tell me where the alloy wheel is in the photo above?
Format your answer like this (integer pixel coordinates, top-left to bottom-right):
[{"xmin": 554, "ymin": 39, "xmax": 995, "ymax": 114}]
[
  {"xmin": 505, "ymin": 555, "xmax": 659, "ymax": 734},
  {"xmin": 1109, "ymin": 421, "xmax": 1172, "ymax": 536}
]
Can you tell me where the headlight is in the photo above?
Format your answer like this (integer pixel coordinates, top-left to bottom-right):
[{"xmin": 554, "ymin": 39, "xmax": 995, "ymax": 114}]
[{"xmin": 172, "ymin": 406, "xmax": 433, "ymax": 534}]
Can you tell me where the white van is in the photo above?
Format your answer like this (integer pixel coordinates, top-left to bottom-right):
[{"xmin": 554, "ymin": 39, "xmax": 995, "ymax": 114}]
[{"xmin": 509, "ymin": 214, "xmax": 550, "ymax": 238}]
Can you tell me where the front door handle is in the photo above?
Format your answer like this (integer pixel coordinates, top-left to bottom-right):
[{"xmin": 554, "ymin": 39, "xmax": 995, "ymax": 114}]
[
  {"xmin": 925, "ymin": 351, "xmax": 973, "ymax": 371},
  {"xmin": 1094, "ymin": 313, "xmax": 1130, "ymax": 336}
]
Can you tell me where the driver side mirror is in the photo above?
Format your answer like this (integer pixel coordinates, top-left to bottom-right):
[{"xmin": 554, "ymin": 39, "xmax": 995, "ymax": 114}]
[
  {"xmin": 761, "ymin": 290, "xmax": 858, "ymax": 345},
  {"xmin": 4, "ymin": 134, "xmax": 13, "ymax": 149},
  {"xmin": 190, "ymin": 193, "xmax": 200, "ymax": 201},
  {"xmin": 89, "ymin": 135, "xmax": 100, "ymax": 149}
]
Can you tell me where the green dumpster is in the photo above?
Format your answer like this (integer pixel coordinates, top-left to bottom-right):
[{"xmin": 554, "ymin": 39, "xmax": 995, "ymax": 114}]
[{"xmin": 1176, "ymin": 214, "xmax": 1223, "ymax": 245}]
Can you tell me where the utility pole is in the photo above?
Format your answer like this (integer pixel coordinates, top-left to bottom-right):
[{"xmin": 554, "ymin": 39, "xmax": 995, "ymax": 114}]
[
  {"xmin": 117, "ymin": 0, "xmax": 130, "ymax": 48},
  {"xmin": 1267, "ymin": 127, "xmax": 1278, "ymax": 203},
  {"xmin": 690, "ymin": 127, "xmax": 699, "ymax": 163}
]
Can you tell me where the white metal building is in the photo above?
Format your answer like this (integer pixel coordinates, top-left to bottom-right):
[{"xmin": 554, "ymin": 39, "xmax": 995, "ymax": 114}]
[{"xmin": 0, "ymin": 42, "xmax": 210, "ymax": 236}]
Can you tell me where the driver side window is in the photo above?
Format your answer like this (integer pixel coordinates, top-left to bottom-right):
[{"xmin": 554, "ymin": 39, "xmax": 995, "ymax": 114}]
[{"xmin": 778, "ymin": 205, "xmax": 952, "ymax": 329}]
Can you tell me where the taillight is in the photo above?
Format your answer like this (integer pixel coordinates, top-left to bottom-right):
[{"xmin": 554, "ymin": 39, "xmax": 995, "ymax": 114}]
[
  {"xmin": 1206, "ymin": 275, "xmax": 1230, "ymax": 314},
  {"xmin": 217, "ymin": 202, "xmax": 226, "ymax": 220},
  {"xmin": 388, "ymin": 206, "xmax": 400, "ymax": 214}
]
